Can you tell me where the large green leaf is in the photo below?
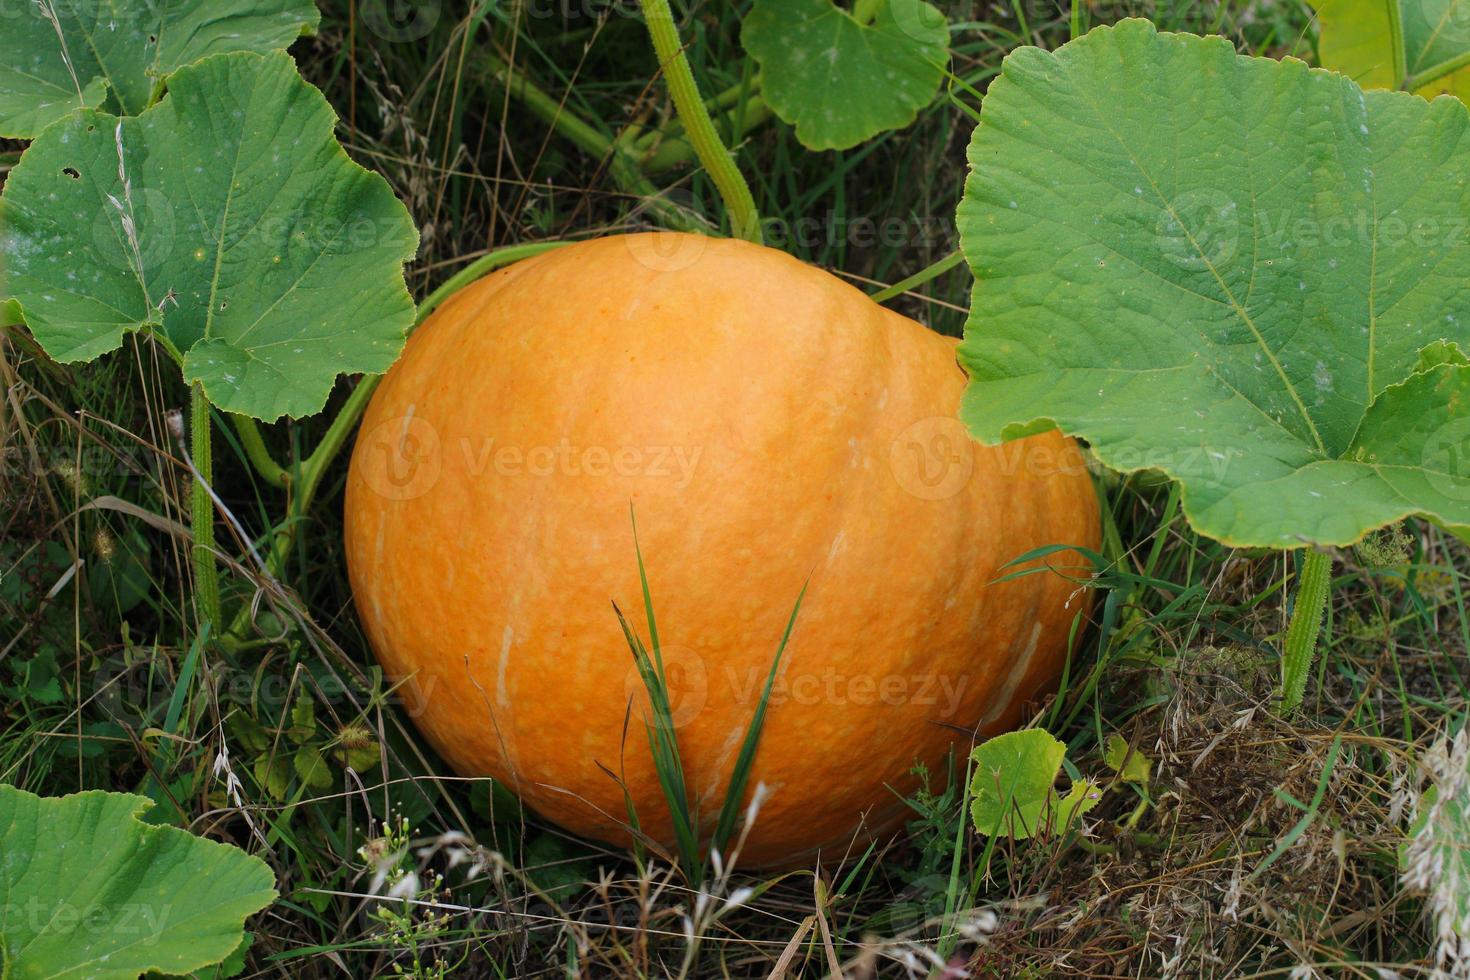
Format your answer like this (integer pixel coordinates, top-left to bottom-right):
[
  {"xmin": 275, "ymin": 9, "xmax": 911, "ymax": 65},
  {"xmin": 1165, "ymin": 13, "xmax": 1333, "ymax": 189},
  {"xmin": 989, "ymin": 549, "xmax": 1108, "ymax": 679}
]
[
  {"xmin": 742, "ymin": 0, "xmax": 949, "ymax": 151},
  {"xmin": 0, "ymin": 784, "xmax": 276, "ymax": 979},
  {"xmin": 1308, "ymin": 0, "xmax": 1470, "ymax": 100},
  {"xmin": 0, "ymin": 50, "xmax": 418, "ymax": 421},
  {"xmin": 0, "ymin": 0, "xmax": 319, "ymax": 138},
  {"xmin": 956, "ymin": 21, "xmax": 1470, "ymax": 548},
  {"xmin": 968, "ymin": 730, "xmax": 1100, "ymax": 840}
]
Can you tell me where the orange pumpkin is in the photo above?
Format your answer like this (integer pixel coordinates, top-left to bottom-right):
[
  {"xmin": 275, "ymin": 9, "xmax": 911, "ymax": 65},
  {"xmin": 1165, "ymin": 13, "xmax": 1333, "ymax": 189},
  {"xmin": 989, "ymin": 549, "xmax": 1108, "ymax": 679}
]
[{"xmin": 344, "ymin": 233, "xmax": 1099, "ymax": 866}]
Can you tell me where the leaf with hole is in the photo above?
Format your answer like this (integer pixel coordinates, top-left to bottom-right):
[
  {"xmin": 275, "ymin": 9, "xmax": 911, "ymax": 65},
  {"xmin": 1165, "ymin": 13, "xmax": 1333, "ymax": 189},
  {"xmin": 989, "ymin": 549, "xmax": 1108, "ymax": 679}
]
[
  {"xmin": 1308, "ymin": 0, "xmax": 1470, "ymax": 99},
  {"xmin": 742, "ymin": 0, "xmax": 949, "ymax": 151},
  {"xmin": 0, "ymin": 784, "xmax": 276, "ymax": 979},
  {"xmin": 0, "ymin": 0, "xmax": 319, "ymax": 138},
  {"xmin": 956, "ymin": 21, "xmax": 1470, "ymax": 549},
  {"xmin": 1103, "ymin": 734, "xmax": 1151, "ymax": 786},
  {"xmin": 968, "ymin": 729, "xmax": 1100, "ymax": 840},
  {"xmin": 0, "ymin": 50, "xmax": 418, "ymax": 421}
]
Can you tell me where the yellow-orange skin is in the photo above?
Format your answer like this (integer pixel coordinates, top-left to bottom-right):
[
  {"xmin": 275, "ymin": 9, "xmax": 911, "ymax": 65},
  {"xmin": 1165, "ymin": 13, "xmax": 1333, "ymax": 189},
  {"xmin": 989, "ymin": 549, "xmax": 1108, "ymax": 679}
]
[{"xmin": 345, "ymin": 233, "xmax": 1099, "ymax": 867}]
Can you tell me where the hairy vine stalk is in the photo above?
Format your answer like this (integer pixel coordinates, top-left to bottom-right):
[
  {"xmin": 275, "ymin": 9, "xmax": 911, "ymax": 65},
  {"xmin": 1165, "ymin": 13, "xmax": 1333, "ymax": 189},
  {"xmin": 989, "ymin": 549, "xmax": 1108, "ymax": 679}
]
[
  {"xmin": 637, "ymin": 0, "xmax": 763, "ymax": 243},
  {"xmin": 1280, "ymin": 547, "xmax": 1332, "ymax": 713},
  {"xmin": 188, "ymin": 384, "xmax": 221, "ymax": 626}
]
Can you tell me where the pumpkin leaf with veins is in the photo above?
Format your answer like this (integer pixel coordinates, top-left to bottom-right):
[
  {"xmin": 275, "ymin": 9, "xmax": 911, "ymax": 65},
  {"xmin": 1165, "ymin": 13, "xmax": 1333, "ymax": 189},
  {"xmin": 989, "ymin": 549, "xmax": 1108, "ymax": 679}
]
[
  {"xmin": 0, "ymin": 50, "xmax": 418, "ymax": 421},
  {"xmin": 0, "ymin": 0, "xmax": 319, "ymax": 138},
  {"xmin": 1308, "ymin": 0, "xmax": 1470, "ymax": 100},
  {"xmin": 742, "ymin": 0, "xmax": 949, "ymax": 151},
  {"xmin": 969, "ymin": 729, "xmax": 1100, "ymax": 840},
  {"xmin": 956, "ymin": 20, "xmax": 1470, "ymax": 549},
  {"xmin": 0, "ymin": 783, "xmax": 276, "ymax": 980}
]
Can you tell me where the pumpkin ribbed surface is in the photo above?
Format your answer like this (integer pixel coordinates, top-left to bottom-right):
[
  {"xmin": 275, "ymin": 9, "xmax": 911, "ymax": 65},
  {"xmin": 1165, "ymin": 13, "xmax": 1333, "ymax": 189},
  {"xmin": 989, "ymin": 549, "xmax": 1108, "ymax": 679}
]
[{"xmin": 344, "ymin": 233, "xmax": 1099, "ymax": 866}]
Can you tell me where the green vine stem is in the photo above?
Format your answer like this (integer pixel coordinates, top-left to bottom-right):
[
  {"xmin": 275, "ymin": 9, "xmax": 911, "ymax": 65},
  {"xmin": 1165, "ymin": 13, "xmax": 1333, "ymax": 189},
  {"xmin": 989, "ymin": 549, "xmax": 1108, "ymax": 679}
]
[
  {"xmin": 232, "ymin": 415, "xmax": 290, "ymax": 489},
  {"xmin": 189, "ymin": 383, "xmax": 222, "ymax": 627},
  {"xmin": 630, "ymin": 71, "xmax": 771, "ymax": 174},
  {"xmin": 1404, "ymin": 50, "xmax": 1470, "ymax": 93},
  {"xmin": 1280, "ymin": 547, "xmax": 1332, "ymax": 713},
  {"xmin": 638, "ymin": 98, "xmax": 771, "ymax": 175},
  {"xmin": 869, "ymin": 249, "xmax": 964, "ymax": 303},
  {"xmin": 637, "ymin": 0, "xmax": 763, "ymax": 244},
  {"xmin": 1386, "ymin": 0, "xmax": 1408, "ymax": 91}
]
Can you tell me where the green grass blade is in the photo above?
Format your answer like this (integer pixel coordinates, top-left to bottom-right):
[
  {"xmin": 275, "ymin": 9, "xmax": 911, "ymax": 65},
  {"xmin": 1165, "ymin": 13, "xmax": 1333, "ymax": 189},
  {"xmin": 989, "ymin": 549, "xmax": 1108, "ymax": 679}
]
[
  {"xmin": 711, "ymin": 580, "xmax": 808, "ymax": 857},
  {"xmin": 629, "ymin": 506, "xmax": 666, "ymax": 680},
  {"xmin": 613, "ymin": 598, "xmax": 699, "ymax": 876}
]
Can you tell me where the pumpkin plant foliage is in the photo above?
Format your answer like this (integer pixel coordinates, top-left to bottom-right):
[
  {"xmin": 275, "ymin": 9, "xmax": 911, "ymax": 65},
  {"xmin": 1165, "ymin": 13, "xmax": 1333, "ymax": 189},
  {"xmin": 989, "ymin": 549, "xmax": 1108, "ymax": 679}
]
[
  {"xmin": 956, "ymin": 20, "xmax": 1470, "ymax": 549},
  {"xmin": 742, "ymin": 0, "xmax": 949, "ymax": 151},
  {"xmin": 1308, "ymin": 0, "xmax": 1470, "ymax": 99},
  {"xmin": 968, "ymin": 729, "xmax": 1100, "ymax": 840},
  {"xmin": 0, "ymin": 50, "xmax": 418, "ymax": 421},
  {"xmin": 0, "ymin": 784, "xmax": 276, "ymax": 980},
  {"xmin": 0, "ymin": 0, "xmax": 319, "ymax": 139}
]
